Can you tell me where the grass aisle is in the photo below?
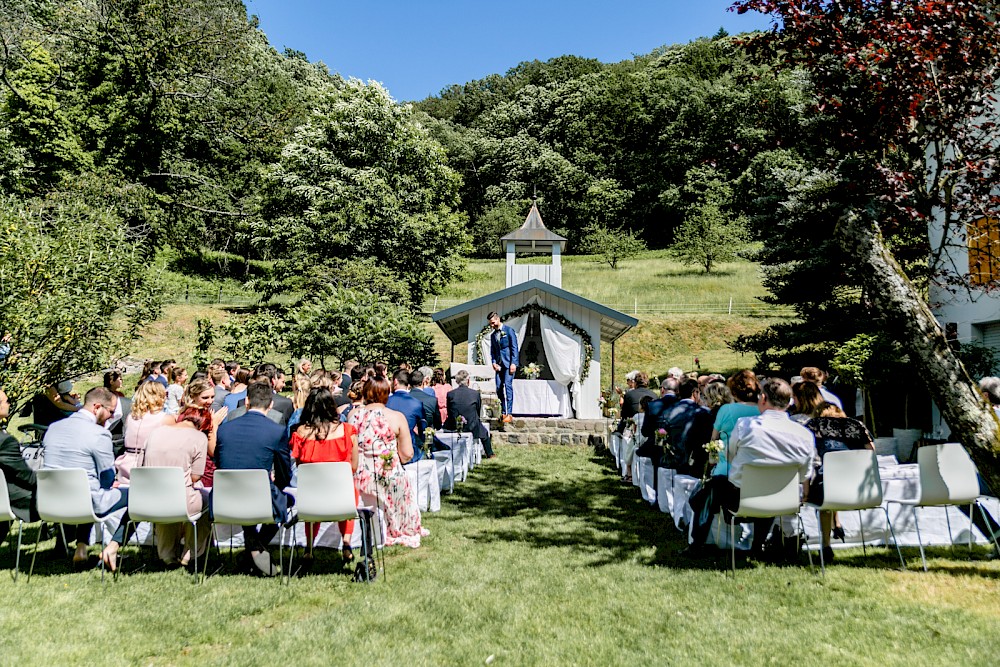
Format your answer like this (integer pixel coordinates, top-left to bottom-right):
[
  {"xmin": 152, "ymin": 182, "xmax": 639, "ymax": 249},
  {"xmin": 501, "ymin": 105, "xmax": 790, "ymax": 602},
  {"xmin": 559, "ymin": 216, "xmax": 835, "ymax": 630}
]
[{"xmin": 2, "ymin": 445, "xmax": 998, "ymax": 665}]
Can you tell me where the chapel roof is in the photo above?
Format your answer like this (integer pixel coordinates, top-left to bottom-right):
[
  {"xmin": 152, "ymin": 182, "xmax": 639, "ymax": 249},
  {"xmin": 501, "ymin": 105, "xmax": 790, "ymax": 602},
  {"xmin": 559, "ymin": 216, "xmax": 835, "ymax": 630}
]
[{"xmin": 500, "ymin": 201, "xmax": 567, "ymax": 253}]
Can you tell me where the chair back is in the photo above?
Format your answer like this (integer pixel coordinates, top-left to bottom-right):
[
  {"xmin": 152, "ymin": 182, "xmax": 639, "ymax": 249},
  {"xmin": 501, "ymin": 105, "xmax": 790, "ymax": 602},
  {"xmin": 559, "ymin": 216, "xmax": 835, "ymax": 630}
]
[
  {"xmin": 917, "ymin": 443, "xmax": 980, "ymax": 505},
  {"xmin": 295, "ymin": 462, "xmax": 358, "ymax": 523},
  {"xmin": 211, "ymin": 469, "xmax": 275, "ymax": 525},
  {"xmin": 128, "ymin": 467, "xmax": 191, "ymax": 523},
  {"xmin": 735, "ymin": 463, "xmax": 801, "ymax": 518},
  {"xmin": 0, "ymin": 469, "xmax": 16, "ymax": 520},
  {"xmin": 819, "ymin": 450, "xmax": 883, "ymax": 511},
  {"xmin": 450, "ymin": 362, "xmax": 497, "ymax": 394},
  {"xmin": 36, "ymin": 469, "xmax": 98, "ymax": 524}
]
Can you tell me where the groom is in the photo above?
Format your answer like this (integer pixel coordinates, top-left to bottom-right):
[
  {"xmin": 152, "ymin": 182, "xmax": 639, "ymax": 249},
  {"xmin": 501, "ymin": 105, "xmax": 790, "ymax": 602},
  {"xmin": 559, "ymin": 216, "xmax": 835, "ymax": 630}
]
[{"xmin": 488, "ymin": 311, "xmax": 518, "ymax": 423}]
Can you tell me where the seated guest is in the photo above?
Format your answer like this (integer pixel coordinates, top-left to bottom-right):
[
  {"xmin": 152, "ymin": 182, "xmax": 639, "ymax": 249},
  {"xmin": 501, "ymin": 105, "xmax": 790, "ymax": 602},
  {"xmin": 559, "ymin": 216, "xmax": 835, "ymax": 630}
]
[
  {"xmin": 226, "ymin": 378, "xmax": 283, "ymax": 424},
  {"xmin": 184, "ymin": 379, "xmax": 228, "ymax": 489},
  {"xmin": 445, "ymin": 370, "xmax": 495, "ymax": 458},
  {"xmin": 290, "ymin": 387, "xmax": 360, "ymax": 563},
  {"xmin": 42, "ymin": 387, "xmax": 134, "ymax": 571},
  {"xmin": 641, "ymin": 377, "xmax": 680, "ymax": 443},
  {"xmin": 387, "ymin": 370, "xmax": 426, "ymax": 463},
  {"xmin": 685, "ymin": 378, "xmax": 815, "ymax": 558},
  {"xmin": 617, "ymin": 371, "xmax": 658, "ymax": 435},
  {"xmin": 660, "ymin": 378, "xmax": 713, "ymax": 476},
  {"xmin": 1, "ymin": 387, "xmax": 38, "ymax": 545},
  {"xmin": 209, "ymin": 365, "xmax": 231, "ymax": 412},
  {"xmin": 702, "ymin": 381, "xmax": 733, "ymax": 422},
  {"xmin": 222, "ymin": 368, "xmax": 251, "ymax": 412},
  {"xmin": 164, "ymin": 366, "xmax": 188, "ymax": 415},
  {"xmin": 790, "ymin": 381, "xmax": 824, "ymax": 424},
  {"xmin": 115, "ymin": 381, "xmax": 173, "ymax": 484},
  {"xmin": 710, "ymin": 370, "xmax": 761, "ymax": 477},
  {"xmin": 286, "ymin": 374, "xmax": 312, "ymax": 436},
  {"xmin": 800, "ymin": 366, "xmax": 843, "ymax": 410},
  {"xmin": 409, "ymin": 369, "xmax": 442, "ymax": 431},
  {"xmin": 417, "ymin": 366, "xmax": 436, "ymax": 397},
  {"xmin": 804, "ymin": 402, "xmax": 874, "ymax": 561},
  {"xmin": 103, "ymin": 371, "xmax": 130, "ymax": 453},
  {"xmin": 141, "ymin": 406, "xmax": 212, "ymax": 566},
  {"xmin": 347, "ymin": 376, "xmax": 427, "ymax": 548},
  {"xmin": 338, "ymin": 380, "xmax": 364, "ymax": 422},
  {"xmin": 430, "ymin": 368, "xmax": 450, "ymax": 425},
  {"xmin": 214, "ymin": 382, "xmax": 293, "ymax": 577},
  {"xmin": 31, "ymin": 380, "xmax": 80, "ymax": 427}
]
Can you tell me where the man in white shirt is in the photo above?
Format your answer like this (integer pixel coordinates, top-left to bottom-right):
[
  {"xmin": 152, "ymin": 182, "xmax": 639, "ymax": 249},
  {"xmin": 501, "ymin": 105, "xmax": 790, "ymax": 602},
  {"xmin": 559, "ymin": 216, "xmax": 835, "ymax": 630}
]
[{"xmin": 684, "ymin": 377, "xmax": 815, "ymax": 558}]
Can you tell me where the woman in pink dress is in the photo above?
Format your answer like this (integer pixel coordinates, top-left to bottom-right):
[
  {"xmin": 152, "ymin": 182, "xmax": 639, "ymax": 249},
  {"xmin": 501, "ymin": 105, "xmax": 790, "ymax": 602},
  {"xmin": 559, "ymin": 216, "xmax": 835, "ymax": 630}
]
[
  {"xmin": 347, "ymin": 376, "xmax": 427, "ymax": 548},
  {"xmin": 431, "ymin": 368, "xmax": 450, "ymax": 425},
  {"xmin": 116, "ymin": 381, "xmax": 173, "ymax": 484}
]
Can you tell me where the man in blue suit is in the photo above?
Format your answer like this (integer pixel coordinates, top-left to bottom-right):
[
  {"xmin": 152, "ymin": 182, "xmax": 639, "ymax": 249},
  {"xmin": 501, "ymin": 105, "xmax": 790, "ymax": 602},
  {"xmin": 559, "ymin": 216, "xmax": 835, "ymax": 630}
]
[
  {"xmin": 387, "ymin": 369, "xmax": 426, "ymax": 463},
  {"xmin": 488, "ymin": 311, "xmax": 519, "ymax": 423},
  {"xmin": 214, "ymin": 381, "xmax": 293, "ymax": 577}
]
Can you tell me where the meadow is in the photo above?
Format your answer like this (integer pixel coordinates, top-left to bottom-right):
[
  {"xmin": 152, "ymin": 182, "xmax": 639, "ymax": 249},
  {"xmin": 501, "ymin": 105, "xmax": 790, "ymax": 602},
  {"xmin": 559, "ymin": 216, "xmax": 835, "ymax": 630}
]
[{"xmin": 1, "ymin": 445, "xmax": 996, "ymax": 665}]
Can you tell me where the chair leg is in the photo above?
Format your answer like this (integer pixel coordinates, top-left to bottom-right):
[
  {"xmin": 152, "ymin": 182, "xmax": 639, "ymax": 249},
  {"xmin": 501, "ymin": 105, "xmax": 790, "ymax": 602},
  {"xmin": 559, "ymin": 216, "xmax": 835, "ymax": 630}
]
[
  {"xmin": 730, "ymin": 517, "xmax": 736, "ymax": 574},
  {"xmin": 10, "ymin": 519, "xmax": 23, "ymax": 582},
  {"xmin": 118, "ymin": 521, "xmax": 133, "ymax": 578},
  {"xmin": 881, "ymin": 506, "xmax": 906, "ymax": 570},
  {"xmin": 58, "ymin": 523, "xmax": 70, "ymax": 557},
  {"xmin": 912, "ymin": 506, "xmax": 928, "ymax": 572},
  {"xmin": 27, "ymin": 521, "xmax": 43, "ymax": 583},
  {"xmin": 191, "ymin": 520, "xmax": 200, "ymax": 584},
  {"xmin": 816, "ymin": 509, "xmax": 825, "ymax": 576},
  {"xmin": 975, "ymin": 500, "xmax": 1000, "ymax": 559},
  {"xmin": 859, "ymin": 510, "xmax": 867, "ymax": 557},
  {"xmin": 798, "ymin": 514, "xmax": 813, "ymax": 574},
  {"xmin": 945, "ymin": 505, "xmax": 955, "ymax": 550}
]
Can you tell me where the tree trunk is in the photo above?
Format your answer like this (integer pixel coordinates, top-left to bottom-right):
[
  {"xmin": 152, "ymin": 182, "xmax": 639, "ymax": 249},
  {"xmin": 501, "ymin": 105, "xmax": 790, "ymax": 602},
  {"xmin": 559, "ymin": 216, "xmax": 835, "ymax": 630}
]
[{"xmin": 836, "ymin": 210, "xmax": 1000, "ymax": 491}]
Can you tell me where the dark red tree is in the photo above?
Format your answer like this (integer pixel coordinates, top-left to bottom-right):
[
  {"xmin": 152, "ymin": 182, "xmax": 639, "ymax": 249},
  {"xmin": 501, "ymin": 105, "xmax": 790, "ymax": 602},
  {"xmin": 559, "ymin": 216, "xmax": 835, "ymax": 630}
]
[{"xmin": 732, "ymin": 0, "xmax": 1000, "ymax": 487}]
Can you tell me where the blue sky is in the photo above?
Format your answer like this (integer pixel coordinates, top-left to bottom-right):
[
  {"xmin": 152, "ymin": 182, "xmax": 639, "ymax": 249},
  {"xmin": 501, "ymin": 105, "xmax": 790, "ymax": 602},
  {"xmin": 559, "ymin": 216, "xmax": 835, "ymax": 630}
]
[{"xmin": 246, "ymin": 1, "xmax": 775, "ymax": 102}]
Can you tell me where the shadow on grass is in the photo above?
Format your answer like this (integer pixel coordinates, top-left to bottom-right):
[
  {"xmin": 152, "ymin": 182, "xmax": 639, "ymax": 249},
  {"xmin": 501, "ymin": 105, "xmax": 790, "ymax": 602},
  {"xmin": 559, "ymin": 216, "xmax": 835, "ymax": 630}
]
[
  {"xmin": 654, "ymin": 268, "xmax": 735, "ymax": 278},
  {"xmin": 445, "ymin": 446, "xmax": 723, "ymax": 571}
]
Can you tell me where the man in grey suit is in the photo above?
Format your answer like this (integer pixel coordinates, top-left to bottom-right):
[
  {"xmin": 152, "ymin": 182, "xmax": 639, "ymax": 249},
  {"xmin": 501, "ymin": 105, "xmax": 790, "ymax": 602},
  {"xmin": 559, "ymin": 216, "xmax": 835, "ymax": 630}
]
[{"xmin": 42, "ymin": 387, "xmax": 133, "ymax": 569}]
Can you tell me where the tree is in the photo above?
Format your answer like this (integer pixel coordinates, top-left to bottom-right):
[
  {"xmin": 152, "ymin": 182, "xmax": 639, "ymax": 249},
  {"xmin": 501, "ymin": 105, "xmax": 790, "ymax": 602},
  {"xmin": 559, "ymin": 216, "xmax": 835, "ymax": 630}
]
[
  {"xmin": 668, "ymin": 166, "xmax": 750, "ymax": 272},
  {"xmin": 286, "ymin": 288, "xmax": 438, "ymax": 368},
  {"xmin": 256, "ymin": 78, "xmax": 469, "ymax": 304},
  {"xmin": 733, "ymin": 0, "xmax": 1000, "ymax": 488},
  {"xmin": 579, "ymin": 223, "xmax": 647, "ymax": 270},
  {"xmin": 0, "ymin": 190, "xmax": 160, "ymax": 415}
]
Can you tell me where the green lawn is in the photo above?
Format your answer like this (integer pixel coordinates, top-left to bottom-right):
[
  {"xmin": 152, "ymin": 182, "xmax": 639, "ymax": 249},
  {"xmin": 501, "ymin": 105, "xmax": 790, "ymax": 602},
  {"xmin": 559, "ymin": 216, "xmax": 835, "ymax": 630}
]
[{"xmin": 2, "ymin": 444, "xmax": 996, "ymax": 665}]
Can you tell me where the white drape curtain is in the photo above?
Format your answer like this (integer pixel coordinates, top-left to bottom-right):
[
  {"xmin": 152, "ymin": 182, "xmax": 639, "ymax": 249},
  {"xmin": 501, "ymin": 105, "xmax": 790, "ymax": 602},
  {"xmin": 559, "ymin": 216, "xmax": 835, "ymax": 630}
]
[
  {"xmin": 478, "ymin": 313, "xmax": 529, "ymax": 368},
  {"xmin": 539, "ymin": 312, "xmax": 583, "ymax": 414}
]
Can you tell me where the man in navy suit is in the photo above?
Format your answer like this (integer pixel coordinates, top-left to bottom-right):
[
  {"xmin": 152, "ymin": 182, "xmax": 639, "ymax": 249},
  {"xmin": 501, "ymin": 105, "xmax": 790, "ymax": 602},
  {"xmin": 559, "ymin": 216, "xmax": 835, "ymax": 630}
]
[
  {"xmin": 214, "ymin": 382, "xmax": 293, "ymax": 576},
  {"xmin": 387, "ymin": 369, "xmax": 426, "ymax": 463},
  {"xmin": 445, "ymin": 370, "xmax": 495, "ymax": 458},
  {"xmin": 488, "ymin": 311, "xmax": 519, "ymax": 423}
]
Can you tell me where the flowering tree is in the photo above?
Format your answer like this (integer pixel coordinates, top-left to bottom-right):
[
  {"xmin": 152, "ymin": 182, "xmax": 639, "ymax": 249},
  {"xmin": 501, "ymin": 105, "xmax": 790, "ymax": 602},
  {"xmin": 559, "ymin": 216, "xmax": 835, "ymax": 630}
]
[{"xmin": 732, "ymin": 0, "xmax": 1000, "ymax": 486}]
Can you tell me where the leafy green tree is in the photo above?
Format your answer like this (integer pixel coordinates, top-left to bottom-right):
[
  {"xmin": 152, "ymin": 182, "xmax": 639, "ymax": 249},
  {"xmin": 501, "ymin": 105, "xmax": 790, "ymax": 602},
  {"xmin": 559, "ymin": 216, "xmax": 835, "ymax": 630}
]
[
  {"xmin": 286, "ymin": 288, "xmax": 438, "ymax": 368},
  {"xmin": 219, "ymin": 311, "xmax": 287, "ymax": 365},
  {"xmin": 257, "ymin": 78, "xmax": 469, "ymax": 303},
  {"xmin": 579, "ymin": 223, "xmax": 646, "ymax": 270},
  {"xmin": 469, "ymin": 201, "xmax": 526, "ymax": 258},
  {"xmin": 668, "ymin": 166, "xmax": 750, "ymax": 273},
  {"xmin": 0, "ymin": 191, "xmax": 160, "ymax": 414}
]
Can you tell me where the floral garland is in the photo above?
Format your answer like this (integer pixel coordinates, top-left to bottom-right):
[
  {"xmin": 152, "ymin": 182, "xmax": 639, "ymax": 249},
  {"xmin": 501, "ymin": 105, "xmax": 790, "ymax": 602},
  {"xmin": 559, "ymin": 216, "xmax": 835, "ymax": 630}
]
[{"xmin": 474, "ymin": 305, "xmax": 594, "ymax": 383}]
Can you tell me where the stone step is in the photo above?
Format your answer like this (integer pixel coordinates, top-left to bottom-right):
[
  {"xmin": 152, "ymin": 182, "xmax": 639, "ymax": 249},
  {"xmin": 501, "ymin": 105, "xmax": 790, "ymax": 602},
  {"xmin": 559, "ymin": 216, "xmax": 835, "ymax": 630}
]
[{"xmin": 486, "ymin": 417, "xmax": 611, "ymax": 447}]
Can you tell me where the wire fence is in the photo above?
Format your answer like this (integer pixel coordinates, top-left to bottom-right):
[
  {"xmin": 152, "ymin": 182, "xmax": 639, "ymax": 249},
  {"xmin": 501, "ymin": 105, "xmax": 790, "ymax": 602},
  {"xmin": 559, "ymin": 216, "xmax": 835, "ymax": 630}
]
[
  {"xmin": 422, "ymin": 297, "xmax": 796, "ymax": 318},
  {"xmin": 162, "ymin": 286, "xmax": 263, "ymax": 306}
]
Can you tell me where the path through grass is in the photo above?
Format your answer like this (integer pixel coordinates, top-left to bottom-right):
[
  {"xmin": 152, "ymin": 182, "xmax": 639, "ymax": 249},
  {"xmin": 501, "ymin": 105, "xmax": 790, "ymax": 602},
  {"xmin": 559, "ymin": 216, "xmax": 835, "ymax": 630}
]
[{"xmin": 1, "ymin": 444, "xmax": 997, "ymax": 665}]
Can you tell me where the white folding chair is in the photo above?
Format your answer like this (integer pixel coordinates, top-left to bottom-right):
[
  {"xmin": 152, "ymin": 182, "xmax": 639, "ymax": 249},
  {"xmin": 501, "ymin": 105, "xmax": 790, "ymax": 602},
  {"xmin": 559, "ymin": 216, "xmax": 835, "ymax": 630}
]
[
  {"xmin": 206, "ymin": 469, "xmax": 288, "ymax": 579},
  {"xmin": 28, "ymin": 468, "xmax": 106, "ymax": 582},
  {"xmin": 726, "ymin": 463, "xmax": 811, "ymax": 573},
  {"xmin": 889, "ymin": 443, "xmax": 1000, "ymax": 571},
  {"xmin": 290, "ymin": 462, "xmax": 376, "ymax": 582},
  {"xmin": 1, "ymin": 470, "xmax": 24, "ymax": 581},
  {"xmin": 123, "ymin": 467, "xmax": 203, "ymax": 582},
  {"xmin": 805, "ymin": 450, "xmax": 905, "ymax": 574}
]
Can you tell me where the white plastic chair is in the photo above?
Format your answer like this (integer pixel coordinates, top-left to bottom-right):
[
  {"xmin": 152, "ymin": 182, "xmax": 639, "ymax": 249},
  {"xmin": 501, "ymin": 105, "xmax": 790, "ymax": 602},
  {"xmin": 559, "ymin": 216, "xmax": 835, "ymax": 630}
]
[
  {"xmin": 123, "ymin": 467, "xmax": 203, "ymax": 582},
  {"xmin": 28, "ymin": 468, "xmax": 106, "ymax": 582},
  {"xmin": 1, "ymin": 470, "xmax": 24, "ymax": 581},
  {"xmin": 206, "ymin": 469, "xmax": 288, "ymax": 579},
  {"xmin": 726, "ymin": 463, "xmax": 811, "ymax": 573},
  {"xmin": 889, "ymin": 443, "xmax": 1000, "ymax": 571},
  {"xmin": 289, "ymin": 462, "xmax": 376, "ymax": 581},
  {"xmin": 804, "ymin": 450, "xmax": 905, "ymax": 574}
]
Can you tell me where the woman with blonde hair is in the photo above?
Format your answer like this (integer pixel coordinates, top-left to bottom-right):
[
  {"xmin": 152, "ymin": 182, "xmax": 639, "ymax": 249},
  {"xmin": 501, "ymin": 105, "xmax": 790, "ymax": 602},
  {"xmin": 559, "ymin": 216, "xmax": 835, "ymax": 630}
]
[
  {"xmin": 790, "ymin": 381, "xmax": 825, "ymax": 424},
  {"xmin": 182, "ymin": 378, "xmax": 228, "ymax": 487},
  {"xmin": 286, "ymin": 374, "xmax": 312, "ymax": 436},
  {"xmin": 116, "ymin": 381, "xmax": 173, "ymax": 483}
]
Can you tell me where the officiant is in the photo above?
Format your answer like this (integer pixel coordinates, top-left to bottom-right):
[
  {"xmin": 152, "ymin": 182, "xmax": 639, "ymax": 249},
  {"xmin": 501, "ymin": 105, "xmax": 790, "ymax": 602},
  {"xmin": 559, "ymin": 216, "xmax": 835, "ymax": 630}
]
[{"xmin": 488, "ymin": 311, "xmax": 518, "ymax": 423}]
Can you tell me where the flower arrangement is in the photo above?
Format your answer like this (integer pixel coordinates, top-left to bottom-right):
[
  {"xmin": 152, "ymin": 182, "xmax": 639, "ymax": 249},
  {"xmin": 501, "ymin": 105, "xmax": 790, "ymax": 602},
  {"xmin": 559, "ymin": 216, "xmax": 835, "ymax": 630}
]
[
  {"xmin": 702, "ymin": 440, "xmax": 725, "ymax": 482},
  {"xmin": 376, "ymin": 449, "xmax": 395, "ymax": 485},
  {"xmin": 456, "ymin": 415, "xmax": 467, "ymax": 432},
  {"xmin": 522, "ymin": 362, "xmax": 544, "ymax": 379},
  {"xmin": 424, "ymin": 427, "xmax": 436, "ymax": 457},
  {"xmin": 655, "ymin": 427, "xmax": 669, "ymax": 446}
]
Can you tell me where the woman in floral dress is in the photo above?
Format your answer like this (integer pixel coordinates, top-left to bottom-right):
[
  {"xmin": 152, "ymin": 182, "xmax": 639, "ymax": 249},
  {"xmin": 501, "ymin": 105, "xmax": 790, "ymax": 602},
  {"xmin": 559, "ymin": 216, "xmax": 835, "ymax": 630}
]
[{"xmin": 347, "ymin": 376, "xmax": 427, "ymax": 548}]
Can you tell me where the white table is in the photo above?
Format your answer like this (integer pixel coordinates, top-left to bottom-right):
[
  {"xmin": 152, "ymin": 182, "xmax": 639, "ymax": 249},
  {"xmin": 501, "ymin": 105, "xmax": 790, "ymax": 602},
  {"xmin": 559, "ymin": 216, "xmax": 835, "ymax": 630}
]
[{"xmin": 512, "ymin": 379, "xmax": 572, "ymax": 418}]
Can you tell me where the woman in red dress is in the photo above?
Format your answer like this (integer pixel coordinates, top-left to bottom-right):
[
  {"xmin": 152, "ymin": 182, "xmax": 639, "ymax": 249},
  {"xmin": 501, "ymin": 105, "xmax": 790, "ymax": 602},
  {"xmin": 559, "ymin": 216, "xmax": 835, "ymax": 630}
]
[{"xmin": 290, "ymin": 387, "xmax": 360, "ymax": 562}]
